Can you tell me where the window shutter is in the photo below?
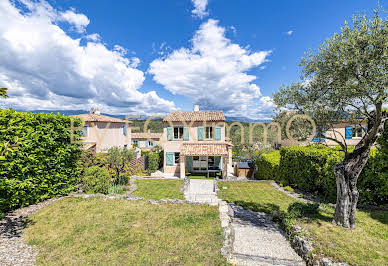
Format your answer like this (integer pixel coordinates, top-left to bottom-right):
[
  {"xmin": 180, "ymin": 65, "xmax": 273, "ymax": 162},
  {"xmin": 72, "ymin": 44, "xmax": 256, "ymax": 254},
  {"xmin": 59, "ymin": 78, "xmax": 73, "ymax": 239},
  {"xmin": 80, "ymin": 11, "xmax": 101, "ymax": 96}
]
[
  {"xmin": 166, "ymin": 152, "xmax": 174, "ymax": 166},
  {"xmin": 145, "ymin": 141, "xmax": 149, "ymax": 147},
  {"xmin": 215, "ymin": 126, "xmax": 221, "ymax": 140},
  {"xmin": 82, "ymin": 126, "xmax": 88, "ymax": 137},
  {"xmin": 198, "ymin": 126, "xmax": 204, "ymax": 140},
  {"xmin": 345, "ymin": 126, "xmax": 353, "ymax": 139},
  {"xmin": 167, "ymin": 127, "xmax": 172, "ymax": 141},
  {"xmin": 122, "ymin": 125, "xmax": 126, "ymax": 136},
  {"xmin": 184, "ymin": 127, "xmax": 189, "ymax": 141},
  {"xmin": 186, "ymin": 156, "xmax": 193, "ymax": 172},
  {"xmin": 215, "ymin": 156, "xmax": 221, "ymax": 169}
]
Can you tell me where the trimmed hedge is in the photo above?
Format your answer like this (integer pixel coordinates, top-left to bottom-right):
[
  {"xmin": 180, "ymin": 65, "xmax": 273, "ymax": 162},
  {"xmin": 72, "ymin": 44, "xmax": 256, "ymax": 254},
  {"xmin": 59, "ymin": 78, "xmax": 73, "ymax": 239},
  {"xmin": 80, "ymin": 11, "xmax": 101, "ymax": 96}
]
[
  {"xmin": 256, "ymin": 151, "xmax": 280, "ymax": 180},
  {"xmin": 0, "ymin": 109, "xmax": 82, "ymax": 212},
  {"xmin": 276, "ymin": 145, "xmax": 387, "ymax": 205}
]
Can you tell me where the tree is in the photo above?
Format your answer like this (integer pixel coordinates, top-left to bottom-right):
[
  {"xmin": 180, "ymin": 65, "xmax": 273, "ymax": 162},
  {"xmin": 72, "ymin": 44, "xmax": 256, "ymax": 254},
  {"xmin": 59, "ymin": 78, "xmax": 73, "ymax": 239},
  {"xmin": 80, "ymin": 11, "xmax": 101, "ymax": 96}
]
[
  {"xmin": 105, "ymin": 146, "xmax": 135, "ymax": 184},
  {"xmin": 273, "ymin": 8, "xmax": 388, "ymax": 228},
  {"xmin": 0, "ymin": 88, "xmax": 7, "ymax": 98}
]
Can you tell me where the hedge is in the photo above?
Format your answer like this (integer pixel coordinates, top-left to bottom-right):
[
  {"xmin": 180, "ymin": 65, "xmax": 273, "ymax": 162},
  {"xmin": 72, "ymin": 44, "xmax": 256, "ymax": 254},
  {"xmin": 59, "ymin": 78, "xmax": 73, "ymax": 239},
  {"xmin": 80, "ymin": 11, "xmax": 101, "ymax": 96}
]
[
  {"xmin": 276, "ymin": 145, "xmax": 387, "ymax": 205},
  {"xmin": 256, "ymin": 150, "xmax": 280, "ymax": 180},
  {"xmin": 0, "ymin": 109, "xmax": 82, "ymax": 212}
]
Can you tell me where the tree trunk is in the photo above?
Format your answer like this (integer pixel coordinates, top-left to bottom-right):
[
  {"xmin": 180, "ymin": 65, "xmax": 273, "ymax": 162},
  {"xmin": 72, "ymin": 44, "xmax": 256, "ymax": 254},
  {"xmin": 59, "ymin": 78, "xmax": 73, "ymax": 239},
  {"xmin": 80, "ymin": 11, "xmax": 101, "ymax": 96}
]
[
  {"xmin": 115, "ymin": 168, "xmax": 120, "ymax": 184},
  {"xmin": 333, "ymin": 148, "xmax": 370, "ymax": 228}
]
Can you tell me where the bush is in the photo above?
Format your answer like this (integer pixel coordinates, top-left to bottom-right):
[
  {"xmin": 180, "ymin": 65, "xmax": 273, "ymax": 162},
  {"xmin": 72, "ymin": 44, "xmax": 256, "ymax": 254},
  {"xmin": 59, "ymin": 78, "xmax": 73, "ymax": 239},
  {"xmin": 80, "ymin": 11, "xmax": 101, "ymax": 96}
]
[
  {"xmin": 0, "ymin": 109, "xmax": 82, "ymax": 212},
  {"xmin": 278, "ymin": 145, "xmax": 387, "ymax": 205},
  {"xmin": 256, "ymin": 150, "xmax": 280, "ymax": 180},
  {"xmin": 82, "ymin": 166, "xmax": 110, "ymax": 194},
  {"xmin": 148, "ymin": 152, "xmax": 160, "ymax": 172},
  {"xmin": 108, "ymin": 184, "xmax": 125, "ymax": 194}
]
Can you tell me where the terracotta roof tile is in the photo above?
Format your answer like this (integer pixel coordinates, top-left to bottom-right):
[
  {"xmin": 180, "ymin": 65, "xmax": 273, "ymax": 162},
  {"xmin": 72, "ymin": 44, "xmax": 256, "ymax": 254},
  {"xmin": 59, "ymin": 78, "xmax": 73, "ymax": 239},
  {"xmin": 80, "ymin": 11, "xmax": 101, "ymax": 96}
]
[
  {"xmin": 73, "ymin": 113, "xmax": 129, "ymax": 123},
  {"xmin": 163, "ymin": 111, "xmax": 225, "ymax": 122},
  {"xmin": 131, "ymin": 132, "xmax": 162, "ymax": 139},
  {"xmin": 180, "ymin": 143, "xmax": 228, "ymax": 156}
]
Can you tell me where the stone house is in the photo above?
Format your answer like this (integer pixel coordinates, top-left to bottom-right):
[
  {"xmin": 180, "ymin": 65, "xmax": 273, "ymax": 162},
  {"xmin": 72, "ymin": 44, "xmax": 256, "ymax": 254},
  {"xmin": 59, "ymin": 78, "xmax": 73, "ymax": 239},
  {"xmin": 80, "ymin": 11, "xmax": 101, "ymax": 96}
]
[
  {"xmin": 73, "ymin": 109, "xmax": 131, "ymax": 153},
  {"xmin": 161, "ymin": 105, "xmax": 233, "ymax": 178},
  {"xmin": 131, "ymin": 131, "xmax": 162, "ymax": 150}
]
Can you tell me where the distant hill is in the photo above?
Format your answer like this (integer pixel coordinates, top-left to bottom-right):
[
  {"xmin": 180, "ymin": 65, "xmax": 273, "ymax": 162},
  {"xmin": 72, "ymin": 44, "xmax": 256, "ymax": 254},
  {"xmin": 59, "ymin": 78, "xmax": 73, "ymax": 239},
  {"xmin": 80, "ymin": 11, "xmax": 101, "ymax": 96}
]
[{"xmin": 22, "ymin": 110, "xmax": 271, "ymax": 123}]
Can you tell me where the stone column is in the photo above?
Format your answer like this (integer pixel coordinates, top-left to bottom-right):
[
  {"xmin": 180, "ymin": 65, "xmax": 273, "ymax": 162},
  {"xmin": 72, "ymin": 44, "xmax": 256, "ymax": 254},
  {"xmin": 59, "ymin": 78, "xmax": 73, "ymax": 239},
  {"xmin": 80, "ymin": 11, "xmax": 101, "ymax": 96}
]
[
  {"xmin": 222, "ymin": 155, "xmax": 228, "ymax": 179},
  {"xmin": 180, "ymin": 155, "xmax": 186, "ymax": 179}
]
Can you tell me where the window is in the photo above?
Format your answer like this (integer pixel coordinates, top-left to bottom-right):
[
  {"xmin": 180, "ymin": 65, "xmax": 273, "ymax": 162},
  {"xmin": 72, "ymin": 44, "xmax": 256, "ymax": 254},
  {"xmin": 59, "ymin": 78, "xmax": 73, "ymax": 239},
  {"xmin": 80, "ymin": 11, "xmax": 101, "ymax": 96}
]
[
  {"xmin": 174, "ymin": 127, "xmax": 184, "ymax": 140},
  {"xmin": 352, "ymin": 127, "xmax": 363, "ymax": 138},
  {"xmin": 174, "ymin": 152, "xmax": 180, "ymax": 164},
  {"xmin": 122, "ymin": 125, "xmax": 126, "ymax": 136},
  {"xmin": 82, "ymin": 126, "xmax": 88, "ymax": 137},
  {"xmin": 206, "ymin": 126, "xmax": 213, "ymax": 139}
]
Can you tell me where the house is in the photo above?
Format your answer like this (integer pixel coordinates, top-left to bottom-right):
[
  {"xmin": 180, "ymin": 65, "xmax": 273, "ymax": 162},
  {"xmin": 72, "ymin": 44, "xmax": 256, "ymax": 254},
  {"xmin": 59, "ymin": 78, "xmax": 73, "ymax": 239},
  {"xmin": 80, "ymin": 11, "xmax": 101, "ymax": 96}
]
[
  {"xmin": 315, "ymin": 121, "xmax": 368, "ymax": 147},
  {"xmin": 131, "ymin": 131, "xmax": 162, "ymax": 150},
  {"xmin": 161, "ymin": 105, "xmax": 233, "ymax": 178},
  {"xmin": 73, "ymin": 109, "xmax": 131, "ymax": 153}
]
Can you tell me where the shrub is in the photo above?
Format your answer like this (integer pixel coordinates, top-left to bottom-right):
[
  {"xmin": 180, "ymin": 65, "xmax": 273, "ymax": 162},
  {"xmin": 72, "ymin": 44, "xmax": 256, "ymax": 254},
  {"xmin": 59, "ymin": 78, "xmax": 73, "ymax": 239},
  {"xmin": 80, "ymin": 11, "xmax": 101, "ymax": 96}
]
[
  {"xmin": 284, "ymin": 186, "xmax": 294, "ymax": 192},
  {"xmin": 82, "ymin": 166, "xmax": 110, "ymax": 194},
  {"xmin": 278, "ymin": 145, "xmax": 387, "ymax": 205},
  {"xmin": 105, "ymin": 146, "xmax": 135, "ymax": 184},
  {"xmin": 147, "ymin": 152, "xmax": 160, "ymax": 172},
  {"xmin": 108, "ymin": 184, "xmax": 125, "ymax": 194},
  {"xmin": 0, "ymin": 109, "xmax": 82, "ymax": 212},
  {"xmin": 118, "ymin": 174, "xmax": 129, "ymax": 185},
  {"xmin": 256, "ymin": 150, "xmax": 280, "ymax": 180}
]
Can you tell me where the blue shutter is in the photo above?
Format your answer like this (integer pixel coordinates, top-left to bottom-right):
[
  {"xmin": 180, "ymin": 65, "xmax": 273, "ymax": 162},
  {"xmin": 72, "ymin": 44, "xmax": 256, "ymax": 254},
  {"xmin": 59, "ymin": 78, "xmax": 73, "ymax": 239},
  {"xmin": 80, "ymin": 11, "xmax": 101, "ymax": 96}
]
[
  {"xmin": 167, "ymin": 127, "xmax": 172, "ymax": 141},
  {"xmin": 345, "ymin": 126, "xmax": 353, "ymax": 139},
  {"xmin": 186, "ymin": 156, "xmax": 193, "ymax": 172},
  {"xmin": 215, "ymin": 156, "xmax": 221, "ymax": 170},
  {"xmin": 122, "ymin": 125, "xmax": 126, "ymax": 136},
  {"xmin": 82, "ymin": 126, "xmax": 88, "ymax": 137},
  {"xmin": 145, "ymin": 141, "xmax": 149, "ymax": 147},
  {"xmin": 198, "ymin": 126, "xmax": 204, "ymax": 140},
  {"xmin": 183, "ymin": 127, "xmax": 189, "ymax": 141},
  {"xmin": 131, "ymin": 140, "xmax": 134, "ymax": 144},
  {"xmin": 137, "ymin": 140, "xmax": 140, "ymax": 147},
  {"xmin": 215, "ymin": 126, "xmax": 221, "ymax": 140},
  {"xmin": 166, "ymin": 152, "xmax": 174, "ymax": 166}
]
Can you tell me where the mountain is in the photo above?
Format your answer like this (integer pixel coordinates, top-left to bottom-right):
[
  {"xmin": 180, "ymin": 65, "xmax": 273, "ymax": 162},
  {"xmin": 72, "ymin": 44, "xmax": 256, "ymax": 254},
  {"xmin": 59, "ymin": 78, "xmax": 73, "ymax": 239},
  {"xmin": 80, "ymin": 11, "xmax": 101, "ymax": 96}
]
[{"xmin": 21, "ymin": 110, "xmax": 272, "ymax": 123}]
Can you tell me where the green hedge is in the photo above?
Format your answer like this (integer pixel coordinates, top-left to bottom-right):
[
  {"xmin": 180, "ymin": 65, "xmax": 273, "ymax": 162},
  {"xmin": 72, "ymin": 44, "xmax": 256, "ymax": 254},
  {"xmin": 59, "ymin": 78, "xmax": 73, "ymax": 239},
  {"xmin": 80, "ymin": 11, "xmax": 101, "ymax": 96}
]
[
  {"xmin": 276, "ymin": 145, "xmax": 387, "ymax": 205},
  {"xmin": 256, "ymin": 151, "xmax": 280, "ymax": 180},
  {"xmin": 0, "ymin": 109, "xmax": 82, "ymax": 212},
  {"xmin": 278, "ymin": 145, "xmax": 342, "ymax": 203}
]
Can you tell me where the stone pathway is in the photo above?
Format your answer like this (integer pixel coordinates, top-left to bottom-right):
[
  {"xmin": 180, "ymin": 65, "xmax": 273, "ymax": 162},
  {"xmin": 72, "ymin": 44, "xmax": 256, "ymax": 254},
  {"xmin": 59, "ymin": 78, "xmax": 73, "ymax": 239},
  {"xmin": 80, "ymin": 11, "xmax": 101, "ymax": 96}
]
[
  {"xmin": 229, "ymin": 204, "xmax": 305, "ymax": 266},
  {"xmin": 184, "ymin": 179, "xmax": 220, "ymax": 205}
]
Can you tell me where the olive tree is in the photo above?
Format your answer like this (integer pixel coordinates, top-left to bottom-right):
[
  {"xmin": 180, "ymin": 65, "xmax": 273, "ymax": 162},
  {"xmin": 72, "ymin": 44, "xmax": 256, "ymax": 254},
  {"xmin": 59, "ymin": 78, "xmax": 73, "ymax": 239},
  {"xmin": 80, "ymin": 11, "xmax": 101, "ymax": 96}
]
[
  {"xmin": 274, "ymin": 9, "xmax": 388, "ymax": 228},
  {"xmin": 0, "ymin": 88, "xmax": 7, "ymax": 98},
  {"xmin": 105, "ymin": 146, "xmax": 135, "ymax": 184}
]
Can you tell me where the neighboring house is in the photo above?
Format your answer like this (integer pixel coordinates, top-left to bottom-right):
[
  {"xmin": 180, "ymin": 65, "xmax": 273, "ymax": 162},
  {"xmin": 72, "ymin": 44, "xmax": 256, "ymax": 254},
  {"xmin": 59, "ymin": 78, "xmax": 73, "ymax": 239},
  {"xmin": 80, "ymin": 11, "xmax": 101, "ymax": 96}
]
[
  {"xmin": 131, "ymin": 131, "xmax": 162, "ymax": 150},
  {"xmin": 73, "ymin": 109, "xmax": 131, "ymax": 153},
  {"xmin": 322, "ymin": 121, "xmax": 368, "ymax": 147},
  {"xmin": 162, "ymin": 105, "xmax": 233, "ymax": 178}
]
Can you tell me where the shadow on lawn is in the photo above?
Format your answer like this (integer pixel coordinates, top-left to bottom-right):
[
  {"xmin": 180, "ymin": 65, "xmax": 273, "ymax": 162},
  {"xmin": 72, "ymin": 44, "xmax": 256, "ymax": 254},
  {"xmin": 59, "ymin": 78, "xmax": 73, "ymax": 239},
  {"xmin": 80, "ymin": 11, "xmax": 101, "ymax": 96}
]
[
  {"xmin": 366, "ymin": 209, "xmax": 388, "ymax": 225},
  {"xmin": 230, "ymin": 200, "xmax": 332, "ymax": 225}
]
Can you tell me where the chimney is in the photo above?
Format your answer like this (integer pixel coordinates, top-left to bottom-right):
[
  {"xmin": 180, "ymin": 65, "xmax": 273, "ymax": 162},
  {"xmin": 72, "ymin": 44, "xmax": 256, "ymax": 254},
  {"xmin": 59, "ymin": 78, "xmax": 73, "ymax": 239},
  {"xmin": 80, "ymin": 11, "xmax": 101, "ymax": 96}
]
[
  {"xmin": 90, "ymin": 107, "xmax": 101, "ymax": 115},
  {"xmin": 148, "ymin": 129, "xmax": 151, "ymax": 133},
  {"xmin": 194, "ymin": 105, "xmax": 199, "ymax": 111}
]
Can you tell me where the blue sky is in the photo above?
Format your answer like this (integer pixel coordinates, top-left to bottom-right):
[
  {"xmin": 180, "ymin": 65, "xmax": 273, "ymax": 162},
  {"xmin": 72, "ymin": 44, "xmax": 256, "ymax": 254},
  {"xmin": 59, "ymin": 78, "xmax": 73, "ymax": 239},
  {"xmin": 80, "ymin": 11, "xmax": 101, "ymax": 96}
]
[{"xmin": 0, "ymin": 0, "xmax": 383, "ymax": 119}]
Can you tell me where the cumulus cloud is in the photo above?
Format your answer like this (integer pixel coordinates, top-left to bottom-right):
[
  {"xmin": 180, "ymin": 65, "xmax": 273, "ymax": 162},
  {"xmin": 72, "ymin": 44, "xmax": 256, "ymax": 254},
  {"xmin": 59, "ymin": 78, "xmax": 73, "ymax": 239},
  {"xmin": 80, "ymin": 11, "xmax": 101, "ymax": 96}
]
[
  {"xmin": 149, "ymin": 19, "xmax": 273, "ymax": 119},
  {"xmin": 59, "ymin": 9, "xmax": 90, "ymax": 33},
  {"xmin": 191, "ymin": 0, "xmax": 208, "ymax": 19},
  {"xmin": 286, "ymin": 30, "xmax": 293, "ymax": 35},
  {"xmin": 0, "ymin": 0, "xmax": 175, "ymax": 115}
]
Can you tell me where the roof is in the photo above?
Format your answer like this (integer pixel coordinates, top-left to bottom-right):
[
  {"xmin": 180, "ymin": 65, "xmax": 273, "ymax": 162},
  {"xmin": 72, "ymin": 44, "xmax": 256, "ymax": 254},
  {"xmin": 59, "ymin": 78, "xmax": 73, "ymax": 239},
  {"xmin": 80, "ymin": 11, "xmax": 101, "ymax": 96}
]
[
  {"xmin": 180, "ymin": 143, "xmax": 228, "ymax": 156},
  {"xmin": 163, "ymin": 111, "xmax": 225, "ymax": 122},
  {"xmin": 73, "ymin": 113, "xmax": 129, "ymax": 123},
  {"xmin": 131, "ymin": 132, "xmax": 162, "ymax": 139}
]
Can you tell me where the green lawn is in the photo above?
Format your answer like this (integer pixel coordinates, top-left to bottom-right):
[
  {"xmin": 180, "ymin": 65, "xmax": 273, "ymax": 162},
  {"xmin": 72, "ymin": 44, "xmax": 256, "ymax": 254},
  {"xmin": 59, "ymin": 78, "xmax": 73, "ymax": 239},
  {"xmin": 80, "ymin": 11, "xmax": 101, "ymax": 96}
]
[
  {"xmin": 218, "ymin": 181, "xmax": 388, "ymax": 266},
  {"xmin": 25, "ymin": 198, "xmax": 227, "ymax": 265},
  {"xmin": 131, "ymin": 179, "xmax": 184, "ymax": 200}
]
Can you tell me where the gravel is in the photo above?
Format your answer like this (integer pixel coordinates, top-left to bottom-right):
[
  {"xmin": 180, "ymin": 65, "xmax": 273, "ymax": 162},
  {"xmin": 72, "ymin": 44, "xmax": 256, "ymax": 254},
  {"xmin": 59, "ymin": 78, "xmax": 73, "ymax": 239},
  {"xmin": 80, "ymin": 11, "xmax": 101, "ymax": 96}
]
[{"xmin": 0, "ymin": 198, "xmax": 59, "ymax": 266}]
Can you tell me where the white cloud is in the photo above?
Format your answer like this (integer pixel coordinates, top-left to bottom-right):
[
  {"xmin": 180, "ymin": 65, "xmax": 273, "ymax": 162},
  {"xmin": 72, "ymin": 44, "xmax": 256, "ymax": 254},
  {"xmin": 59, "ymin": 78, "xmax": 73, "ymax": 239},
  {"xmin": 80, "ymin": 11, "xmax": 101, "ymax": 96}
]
[
  {"xmin": 0, "ymin": 0, "xmax": 175, "ymax": 115},
  {"xmin": 286, "ymin": 30, "xmax": 293, "ymax": 35},
  {"xmin": 191, "ymin": 0, "xmax": 208, "ymax": 19},
  {"xmin": 149, "ymin": 19, "xmax": 273, "ymax": 119},
  {"xmin": 85, "ymin": 33, "xmax": 101, "ymax": 42},
  {"xmin": 59, "ymin": 9, "xmax": 90, "ymax": 33}
]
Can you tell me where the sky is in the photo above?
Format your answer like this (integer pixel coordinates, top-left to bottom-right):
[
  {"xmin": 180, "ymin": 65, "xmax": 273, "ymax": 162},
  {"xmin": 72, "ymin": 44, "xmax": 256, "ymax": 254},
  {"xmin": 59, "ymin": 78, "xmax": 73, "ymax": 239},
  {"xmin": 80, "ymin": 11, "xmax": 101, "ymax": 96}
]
[{"xmin": 0, "ymin": 0, "xmax": 383, "ymax": 120}]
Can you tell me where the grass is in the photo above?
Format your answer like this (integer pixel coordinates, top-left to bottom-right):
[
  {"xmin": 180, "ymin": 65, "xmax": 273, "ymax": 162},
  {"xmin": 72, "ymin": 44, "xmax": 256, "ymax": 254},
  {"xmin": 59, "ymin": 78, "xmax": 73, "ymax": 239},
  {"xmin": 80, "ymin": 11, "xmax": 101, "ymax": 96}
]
[
  {"xmin": 108, "ymin": 184, "xmax": 125, "ymax": 194},
  {"xmin": 131, "ymin": 179, "xmax": 184, "ymax": 200},
  {"xmin": 24, "ymin": 198, "xmax": 227, "ymax": 265},
  {"xmin": 218, "ymin": 181, "xmax": 388, "ymax": 266}
]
